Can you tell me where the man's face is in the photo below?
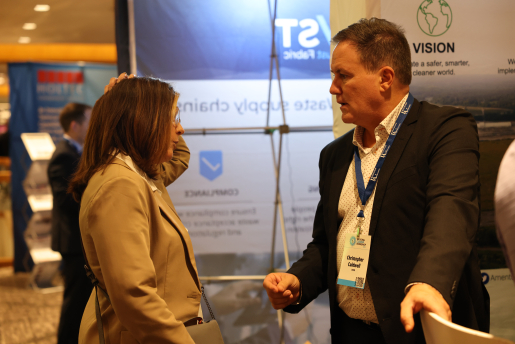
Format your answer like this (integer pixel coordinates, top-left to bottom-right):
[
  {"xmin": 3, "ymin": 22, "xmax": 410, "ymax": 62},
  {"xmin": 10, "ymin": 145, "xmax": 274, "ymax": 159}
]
[
  {"xmin": 330, "ymin": 41, "xmax": 383, "ymax": 128},
  {"xmin": 76, "ymin": 108, "xmax": 91, "ymax": 144}
]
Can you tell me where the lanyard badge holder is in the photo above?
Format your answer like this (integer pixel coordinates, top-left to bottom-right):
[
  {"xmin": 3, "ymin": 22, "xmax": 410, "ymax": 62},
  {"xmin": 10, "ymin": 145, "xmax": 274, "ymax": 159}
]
[{"xmin": 337, "ymin": 93, "xmax": 414, "ymax": 289}]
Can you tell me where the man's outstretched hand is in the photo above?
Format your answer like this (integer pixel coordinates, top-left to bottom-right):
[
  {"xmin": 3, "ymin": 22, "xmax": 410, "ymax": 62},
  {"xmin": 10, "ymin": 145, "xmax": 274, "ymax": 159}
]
[
  {"xmin": 400, "ymin": 283, "xmax": 452, "ymax": 333},
  {"xmin": 263, "ymin": 273, "xmax": 301, "ymax": 309}
]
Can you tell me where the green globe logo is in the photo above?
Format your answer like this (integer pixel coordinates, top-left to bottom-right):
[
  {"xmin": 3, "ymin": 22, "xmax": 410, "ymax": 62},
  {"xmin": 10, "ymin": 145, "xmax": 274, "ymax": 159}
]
[{"xmin": 417, "ymin": 0, "xmax": 453, "ymax": 37}]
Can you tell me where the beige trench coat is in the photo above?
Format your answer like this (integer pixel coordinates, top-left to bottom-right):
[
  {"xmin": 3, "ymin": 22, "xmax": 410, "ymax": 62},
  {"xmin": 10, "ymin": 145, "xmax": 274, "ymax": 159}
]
[{"xmin": 78, "ymin": 137, "xmax": 201, "ymax": 344}]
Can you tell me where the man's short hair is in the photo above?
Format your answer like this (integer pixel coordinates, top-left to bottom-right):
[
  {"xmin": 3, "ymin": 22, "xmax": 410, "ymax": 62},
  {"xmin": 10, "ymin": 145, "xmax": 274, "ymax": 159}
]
[
  {"xmin": 332, "ymin": 18, "xmax": 412, "ymax": 85},
  {"xmin": 59, "ymin": 103, "xmax": 91, "ymax": 132}
]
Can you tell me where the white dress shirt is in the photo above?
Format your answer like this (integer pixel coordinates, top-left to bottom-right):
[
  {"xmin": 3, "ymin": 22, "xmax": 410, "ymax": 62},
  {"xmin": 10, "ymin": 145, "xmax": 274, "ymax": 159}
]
[{"xmin": 336, "ymin": 93, "xmax": 409, "ymax": 323}]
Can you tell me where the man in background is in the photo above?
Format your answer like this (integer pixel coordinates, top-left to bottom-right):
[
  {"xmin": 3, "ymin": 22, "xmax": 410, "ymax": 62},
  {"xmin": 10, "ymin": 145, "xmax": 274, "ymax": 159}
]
[{"xmin": 48, "ymin": 103, "xmax": 92, "ymax": 344}]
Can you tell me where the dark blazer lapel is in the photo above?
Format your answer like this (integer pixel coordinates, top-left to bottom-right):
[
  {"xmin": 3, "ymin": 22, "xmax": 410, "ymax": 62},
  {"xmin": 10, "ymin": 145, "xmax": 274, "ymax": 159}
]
[
  {"xmin": 369, "ymin": 99, "xmax": 420, "ymax": 237},
  {"xmin": 328, "ymin": 133, "xmax": 355, "ymax": 237},
  {"xmin": 154, "ymin": 193, "xmax": 201, "ymax": 290}
]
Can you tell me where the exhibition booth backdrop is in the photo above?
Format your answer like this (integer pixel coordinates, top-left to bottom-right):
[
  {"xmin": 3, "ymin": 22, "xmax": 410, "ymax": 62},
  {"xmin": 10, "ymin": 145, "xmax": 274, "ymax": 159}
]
[
  {"xmin": 123, "ymin": 0, "xmax": 335, "ymax": 342},
  {"xmin": 4, "ymin": 0, "xmax": 513, "ymax": 342},
  {"xmin": 121, "ymin": 0, "xmax": 515, "ymax": 342},
  {"xmin": 8, "ymin": 62, "xmax": 117, "ymax": 273}
]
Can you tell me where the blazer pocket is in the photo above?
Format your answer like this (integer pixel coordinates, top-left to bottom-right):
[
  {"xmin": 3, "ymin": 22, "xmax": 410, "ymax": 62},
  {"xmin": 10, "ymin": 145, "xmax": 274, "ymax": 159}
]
[
  {"xmin": 187, "ymin": 292, "xmax": 201, "ymax": 301},
  {"xmin": 386, "ymin": 166, "xmax": 418, "ymax": 190},
  {"xmin": 120, "ymin": 331, "xmax": 139, "ymax": 344}
]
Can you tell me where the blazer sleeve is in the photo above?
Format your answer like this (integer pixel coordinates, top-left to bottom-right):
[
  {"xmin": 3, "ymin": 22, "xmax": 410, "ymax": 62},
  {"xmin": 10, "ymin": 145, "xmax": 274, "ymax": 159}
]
[
  {"xmin": 160, "ymin": 136, "xmax": 190, "ymax": 187},
  {"xmin": 84, "ymin": 176, "xmax": 194, "ymax": 344},
  {"xmin": 407, "ymin": 110, "xmax": 480, "ymax": 308},
  {"xmin": 284, "ymin": 145, "xmax": 331, "ymax": 313}
]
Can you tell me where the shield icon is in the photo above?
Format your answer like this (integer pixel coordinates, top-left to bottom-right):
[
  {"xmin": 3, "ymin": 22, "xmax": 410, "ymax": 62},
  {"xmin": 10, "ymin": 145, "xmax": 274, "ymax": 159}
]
[{"xmin": 199, "ymin": 150, "xmax": 223, "ymax": 181}]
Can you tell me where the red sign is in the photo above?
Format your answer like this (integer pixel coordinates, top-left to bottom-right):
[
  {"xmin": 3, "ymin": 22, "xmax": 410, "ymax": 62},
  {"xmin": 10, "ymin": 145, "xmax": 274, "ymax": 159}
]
[{"xmin": 37, "ymin": 70, "xmax": 83, "ymax": 83}]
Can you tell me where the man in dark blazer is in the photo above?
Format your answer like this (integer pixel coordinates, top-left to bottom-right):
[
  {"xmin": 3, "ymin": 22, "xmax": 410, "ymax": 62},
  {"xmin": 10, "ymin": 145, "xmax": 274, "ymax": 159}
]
[
  {"xmin": 264, "ymin": 18, "xmax": 489, "ymax": 343},
  {"xmin": 48, "ymin": 102, "xmax": 92, "ymax": 344}
]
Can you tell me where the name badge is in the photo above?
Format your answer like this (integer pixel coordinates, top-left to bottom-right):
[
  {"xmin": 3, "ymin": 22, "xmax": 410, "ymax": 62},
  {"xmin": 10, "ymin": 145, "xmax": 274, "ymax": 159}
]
[{"xmin": 337, "ymin": 233, "xmax": 371, "ymax": 289}]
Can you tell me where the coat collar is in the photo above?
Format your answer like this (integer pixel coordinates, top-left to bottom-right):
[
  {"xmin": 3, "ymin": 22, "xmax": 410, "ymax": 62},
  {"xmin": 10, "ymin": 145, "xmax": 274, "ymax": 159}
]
[
  {"xmin": 328, "ymin": 130, "xmax": 355, "ymax": 238},
  {"xmin": 329, "ymin": 98, "xmax": 420, "ymax": 238},
  {"xmin": 369, "ymin": 98, "xmax": 420, "ymax": 236}
]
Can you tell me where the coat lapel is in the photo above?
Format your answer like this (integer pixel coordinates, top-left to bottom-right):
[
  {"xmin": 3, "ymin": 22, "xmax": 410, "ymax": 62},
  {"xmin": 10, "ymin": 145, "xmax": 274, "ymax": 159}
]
[
  {"xmin": 154, "ymin": 192, "xmax": 201, "ymax": 290},
  {"xmin": 154, "ymin": 179, "xmax": 180, "ymax": 217},
  {"xmin": 328, "ymin": 132, "xmax": 355, "ymax": 237},
  {"xmin": 368, "ymin": 99, "xmax": 420, "ymax": 237}
]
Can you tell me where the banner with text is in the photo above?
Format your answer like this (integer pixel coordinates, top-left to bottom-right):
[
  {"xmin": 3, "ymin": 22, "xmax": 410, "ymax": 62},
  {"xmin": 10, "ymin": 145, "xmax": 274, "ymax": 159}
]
[
  {"xmin": 133, "ymin": 2, "xmax": 334, "ymax": 341},
  {"xmin": 133, "ymin": 0, "xmax": 334, "ymax": 260}
]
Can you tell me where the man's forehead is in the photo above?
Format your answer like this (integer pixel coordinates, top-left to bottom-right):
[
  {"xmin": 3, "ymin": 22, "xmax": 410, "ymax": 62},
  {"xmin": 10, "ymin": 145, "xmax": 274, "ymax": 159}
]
[{"xmin": 331, "ymin": 41, "xmax": 359, "ymax": 67}]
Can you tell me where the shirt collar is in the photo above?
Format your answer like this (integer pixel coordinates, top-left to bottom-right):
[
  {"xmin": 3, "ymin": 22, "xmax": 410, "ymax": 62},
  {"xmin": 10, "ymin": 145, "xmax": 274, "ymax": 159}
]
[
  {"xmin": 352, "ymin": 93, "xmax": 409, "ymax": 151},
  {"xmin": 63, "ymin": 133, "xmax": 83, "ymax": 154},
  {"xmin": 113, "ymin": 153, "xmax": 161, "ymax": 195}
]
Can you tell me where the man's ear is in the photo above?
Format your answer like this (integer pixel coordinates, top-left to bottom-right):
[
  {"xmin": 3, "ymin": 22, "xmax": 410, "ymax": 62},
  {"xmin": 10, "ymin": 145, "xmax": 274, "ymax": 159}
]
[
  {"xmin": 68, "ymin": 120, "xmax": 78, "ymax": 133},
  {"xmin": 378, "ymin": 66, "xmax": 395, "ymax": 92}
]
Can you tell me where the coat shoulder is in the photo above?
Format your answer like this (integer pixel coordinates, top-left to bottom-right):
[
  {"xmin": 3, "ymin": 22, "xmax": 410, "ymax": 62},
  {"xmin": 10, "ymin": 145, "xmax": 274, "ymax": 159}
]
[
  {"xmin": 417, "ymin": 101, "xmax": 475, "ymax": 125},
  {"xmin": 81, "ymin": 162, "xmax": 151, "ymax": 209}
]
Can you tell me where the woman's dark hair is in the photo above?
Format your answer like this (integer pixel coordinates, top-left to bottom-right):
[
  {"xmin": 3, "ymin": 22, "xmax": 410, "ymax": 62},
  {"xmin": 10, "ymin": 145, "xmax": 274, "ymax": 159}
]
[{"xmin": 68, "ymin": 77, "xmax": 177, "ymax": 201}]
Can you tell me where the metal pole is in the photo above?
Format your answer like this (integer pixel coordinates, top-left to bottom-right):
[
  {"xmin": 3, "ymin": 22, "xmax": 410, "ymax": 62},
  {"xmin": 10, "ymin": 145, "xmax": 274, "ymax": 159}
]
[
  {"xmin": 266, "ymin": 0, "xmax": 279, "ymax": 128},
  {"xmin": 182, "ymin": 125, "xmax": 332, "ymax": 135},
  {"xmin": 277, "ymin": 309, "xmax": 285, "ymax": 344},
  {"xmin": 269, "ymin": 133, "xmax": 279, "ymax": 272},
  {"xmin": 276, "ymin": 132, "xmax": 290, "ymax": 270},
  {"xmin": 274, "ymin": 54, "xmax": 287, "ymax": 125}
]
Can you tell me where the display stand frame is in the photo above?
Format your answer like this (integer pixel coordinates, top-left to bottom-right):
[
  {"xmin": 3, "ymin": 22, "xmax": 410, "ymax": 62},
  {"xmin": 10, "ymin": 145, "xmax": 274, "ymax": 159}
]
[{"xmin": 126, "ymin": 1, "xmax": 333, "ymax": 342}]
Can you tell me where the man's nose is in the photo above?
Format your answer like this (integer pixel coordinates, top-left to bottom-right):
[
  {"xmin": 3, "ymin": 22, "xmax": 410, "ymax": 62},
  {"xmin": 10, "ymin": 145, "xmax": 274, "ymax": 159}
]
[{"xmin": 329, "ymin": 79, "xmax": 340, "ymax": 95}]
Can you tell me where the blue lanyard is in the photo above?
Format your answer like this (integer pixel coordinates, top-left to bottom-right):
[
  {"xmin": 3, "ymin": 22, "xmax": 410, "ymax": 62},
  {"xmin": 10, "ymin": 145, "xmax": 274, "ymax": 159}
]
[{"xmin": 354, "ymin": 93, "xmax": 414, "ymax": 220}]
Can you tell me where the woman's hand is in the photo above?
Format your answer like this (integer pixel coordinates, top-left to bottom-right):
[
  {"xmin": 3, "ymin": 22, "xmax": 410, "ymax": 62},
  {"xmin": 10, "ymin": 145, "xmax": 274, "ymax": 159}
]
[{"xmin": 104, "ymin": 72, "xmax": 135, "ymax": 94}]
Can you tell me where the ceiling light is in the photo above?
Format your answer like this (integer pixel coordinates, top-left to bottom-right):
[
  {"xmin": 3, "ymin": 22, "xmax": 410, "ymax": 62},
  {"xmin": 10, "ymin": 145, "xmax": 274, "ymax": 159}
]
[
  {"xmin": 23, "ymin": 23, "xmax": 37, "ymax": 30},
  {"xmin": 18, "ymin": 37, "xmax": 31, "ymax": 44},
  {"xmin": 34, "ymin": 4, "xmax": 50, "ymax": 12}
]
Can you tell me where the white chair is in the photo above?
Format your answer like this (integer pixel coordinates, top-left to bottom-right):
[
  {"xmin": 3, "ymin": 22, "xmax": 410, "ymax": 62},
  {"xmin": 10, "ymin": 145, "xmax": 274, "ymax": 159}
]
[{"xmin": 420, "ymin": 310, "xmax": 514, "ymax": 344}]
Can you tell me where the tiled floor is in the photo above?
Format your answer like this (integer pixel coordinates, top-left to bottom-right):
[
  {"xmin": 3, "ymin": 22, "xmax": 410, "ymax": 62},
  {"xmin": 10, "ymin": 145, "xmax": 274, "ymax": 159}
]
[{"xmin": 0, "ymin": 267, "xmax": 62, "ymax": 344}]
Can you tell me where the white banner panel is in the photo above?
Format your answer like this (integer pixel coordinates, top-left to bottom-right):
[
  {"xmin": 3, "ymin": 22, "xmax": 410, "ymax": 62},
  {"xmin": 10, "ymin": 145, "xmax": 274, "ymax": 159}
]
[
  {"xmin": 172, "ymin": 80, "xmax": 332, "ymax": 129},
  {"xmin": 168, "ymin": 131, "xmax": 334, "ymax": 256}
]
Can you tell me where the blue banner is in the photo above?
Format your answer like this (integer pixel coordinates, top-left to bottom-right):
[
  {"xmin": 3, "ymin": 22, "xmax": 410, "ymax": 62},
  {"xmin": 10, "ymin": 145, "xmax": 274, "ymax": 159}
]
[{"xmin": 134, "ymin": 0, "xmax": 330, "ymax": 80}]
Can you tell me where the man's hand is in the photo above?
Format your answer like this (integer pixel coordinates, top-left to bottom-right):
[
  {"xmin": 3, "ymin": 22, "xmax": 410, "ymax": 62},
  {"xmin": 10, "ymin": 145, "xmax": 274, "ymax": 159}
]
[
  {"xmin": 104, "ymin": 72, "xmax": 135, "ymax": 94},
  {"xmin": 400, "ymin": 283, "xmax": 451, "ymax": 333},
  {"xmin": 263, "ymin": 273, "xmax": 301, "ymax": 309}
]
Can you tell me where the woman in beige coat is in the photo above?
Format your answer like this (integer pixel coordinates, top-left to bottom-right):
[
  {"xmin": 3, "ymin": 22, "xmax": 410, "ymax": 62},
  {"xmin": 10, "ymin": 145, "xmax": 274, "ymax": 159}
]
[{"xmin": 69, "ymin": 77, "xmax": 201, "ymax": 344}]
